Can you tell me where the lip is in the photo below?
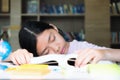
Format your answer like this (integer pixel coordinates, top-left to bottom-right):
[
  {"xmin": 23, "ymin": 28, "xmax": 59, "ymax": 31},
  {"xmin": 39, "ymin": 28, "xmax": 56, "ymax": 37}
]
[
  {"xmin": 60, "ymin": 45, "xmax": 66, "ymax": 54},
  {"xmin": 60, "ymin": 48, "xmax": 64, "ymax": 54}
]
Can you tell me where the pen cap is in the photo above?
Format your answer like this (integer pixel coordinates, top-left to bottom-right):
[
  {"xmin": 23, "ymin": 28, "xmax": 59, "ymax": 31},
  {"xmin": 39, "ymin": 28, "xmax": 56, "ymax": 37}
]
[{"xmin": 0, "ymin": 39, "xmax": 12, "ymax": 61}]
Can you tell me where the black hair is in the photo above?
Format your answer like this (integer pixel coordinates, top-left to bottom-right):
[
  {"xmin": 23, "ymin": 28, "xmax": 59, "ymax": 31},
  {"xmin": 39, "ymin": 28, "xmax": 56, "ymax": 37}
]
[{"xmin": 19, "ymin": 21, "xmax": 54, "ymax": 57}]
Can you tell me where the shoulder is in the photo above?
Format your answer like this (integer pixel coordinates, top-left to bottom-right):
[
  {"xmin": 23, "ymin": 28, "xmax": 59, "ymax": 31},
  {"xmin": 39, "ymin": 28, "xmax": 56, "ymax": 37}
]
[
  {"xmin": 70, "ymin": 40, "xmax": 88, "ymax": 44},
  {"xmin": 70, "ymin": 40, "xmax": 107, "ymax": 49}
]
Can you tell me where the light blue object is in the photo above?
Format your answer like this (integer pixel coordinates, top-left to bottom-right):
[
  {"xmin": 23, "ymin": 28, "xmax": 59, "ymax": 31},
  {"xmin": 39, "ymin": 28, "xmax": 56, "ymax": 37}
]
[
  {"xmin": 0, "ymin": 64, "xmax": 8, "ymax": 70},
  {"xmin": 0, "ymin": 40, "xmax": 12, "ymax": 61}
]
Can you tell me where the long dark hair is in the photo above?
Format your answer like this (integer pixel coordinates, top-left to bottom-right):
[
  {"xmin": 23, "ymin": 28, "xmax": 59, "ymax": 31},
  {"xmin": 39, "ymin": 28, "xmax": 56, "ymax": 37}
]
[{"xmin": 19, "ymin": 21, "xmax": 54, "ymax": 56}]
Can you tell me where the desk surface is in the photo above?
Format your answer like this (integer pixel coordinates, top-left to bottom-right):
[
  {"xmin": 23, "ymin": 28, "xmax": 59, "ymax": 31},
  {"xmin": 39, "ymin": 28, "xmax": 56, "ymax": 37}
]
[{"xmin": 0, "ymin": 61, "xmax": 120, "ymax": 80}]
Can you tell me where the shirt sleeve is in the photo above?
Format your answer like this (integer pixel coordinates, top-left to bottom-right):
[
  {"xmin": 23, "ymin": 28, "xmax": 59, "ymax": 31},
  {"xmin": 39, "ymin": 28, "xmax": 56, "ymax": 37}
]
[
  {"xmin": 77, "ymin": 41, "xmax": 109, "ymax": 49},
  {"xmin": 67, "ymin": 40, "xmax": 109, "ymax": 54}
]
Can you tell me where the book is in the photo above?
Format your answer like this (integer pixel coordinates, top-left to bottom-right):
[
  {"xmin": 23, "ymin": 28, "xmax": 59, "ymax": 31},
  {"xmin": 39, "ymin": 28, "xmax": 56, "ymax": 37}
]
[
  {"xmin": 30, "ymin": 53, "xmax": 116, "ymax": 69},
  {"xmin": 1, "ymin": 0, "xmax": 9, "ymax": 13},
  {"xmin": 111, "ymin": 2, "xmax": 118, "ymax": 14},
  {"xmin": 117, "ymin": 2, "xmax": 120, "ymax": 14},
  {"xmin": 27, "ymin": 0, "xmax": 38, "ymax": 13},
  {"xmin": 30, "ymin": 54, "xmax": 77, "ymax": 67},
  {"xmin": 114, "ymin": 0, "xmax": 120, "ymax": 14}
]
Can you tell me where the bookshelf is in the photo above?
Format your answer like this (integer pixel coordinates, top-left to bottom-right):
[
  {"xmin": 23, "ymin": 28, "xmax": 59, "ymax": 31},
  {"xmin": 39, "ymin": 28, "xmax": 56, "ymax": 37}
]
[
  {"xmin": 8, "ymin": 0, "xmax": 111, "ymax": 50},
  {"xmin": 110, "ymin": 0, "xmax": 120, "ymax": 48},
  {"xmin": 21, "ymin": 0, "xmax": 85, "ymax": 32},
  {"xmin": 20, "ymin": 0, "xmax": 86, "ymax": 42}
]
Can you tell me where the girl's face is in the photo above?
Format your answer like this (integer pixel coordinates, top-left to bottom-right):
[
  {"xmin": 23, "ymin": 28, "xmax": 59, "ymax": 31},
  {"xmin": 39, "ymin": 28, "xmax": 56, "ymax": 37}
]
[{"xmin": 36, "ymin": 28, "xmax": 69, "ymax": 56}]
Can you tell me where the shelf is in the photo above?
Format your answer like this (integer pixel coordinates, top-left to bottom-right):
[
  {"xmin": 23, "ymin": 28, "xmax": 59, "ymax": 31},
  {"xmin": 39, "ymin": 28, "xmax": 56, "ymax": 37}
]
[
  {"xmin": 40, "ymin": 13, "xmax": 84, "ymax": 17},
  {"xmin": 22, "ymin": 14, "xmax": 38, "ymax": 16},
  {"xmin": 21, "ymin": 13, "xmax": 85, "ymax": 17},
  {"xmin": 110, "ymin": 14, "xmax": 120, "ymax": 17},
  {"xmin": 0, "ymin": 13, "xmax": 10, "ymax": 16}
]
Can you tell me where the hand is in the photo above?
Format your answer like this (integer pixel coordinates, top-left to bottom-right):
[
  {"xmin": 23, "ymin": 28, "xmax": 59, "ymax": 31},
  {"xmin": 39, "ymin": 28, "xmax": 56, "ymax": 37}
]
[
  {"xmin": 8, "ymin": 49, "xmax": 33, "ymax": 65},
  {"xmin": 75, "ymin": 49, "xmax": 105, "ymax": 67}
]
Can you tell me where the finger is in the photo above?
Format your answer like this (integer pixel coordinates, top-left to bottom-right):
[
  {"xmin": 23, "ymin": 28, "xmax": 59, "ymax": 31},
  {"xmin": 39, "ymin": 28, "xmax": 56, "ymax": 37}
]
[
  {"xmin": 30, "ymin": 53, "xmax": 33, "ymax": 58},
  {"xmin": 19, "ymin": 49, "xmax": 31, "ymax": 64},
  {"xmin": 9, "ymin": 49, "xmax": 29, "ymax": 65},
  {"xmin": 10, "ymin": 56, "xmax": 20, "ymax": 65},
  {"xmin": 75, "ymin": 51, "xmax": 86, "ymax": 67},
  {"xmin": 80, "ymin": 54, "xmax": 94, "ymax": 66},
  {"xmin": 16, "ymin": 49, "xmax": 33, "ymax": 64},
  {"xmin": 15, "ymin": 54, "xmax": 25, "ymax": 65},
  {"xmin": 91, "ymin": 57, "xmax": 100, "ymax": 64},
  {"xmin": 24, "ymin": 53, "xmax": 33, "ymax": 64},
  {"xmin": 24, "ymin": 49, "xmax": 33, "ymax": 63},
  {"xmin": 29, "ymin": 53, "xmax": 33, "ymax": 62},
  {"xmin": 75, "ymin": 49, "xmax": 90, "ymax": 67}
]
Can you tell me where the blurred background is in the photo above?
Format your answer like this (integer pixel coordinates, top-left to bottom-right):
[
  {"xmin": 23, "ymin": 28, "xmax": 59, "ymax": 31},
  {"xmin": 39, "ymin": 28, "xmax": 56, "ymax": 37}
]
[{"xmin": 0, "ymin": 0, "xmax": 120, "ymax": 51}]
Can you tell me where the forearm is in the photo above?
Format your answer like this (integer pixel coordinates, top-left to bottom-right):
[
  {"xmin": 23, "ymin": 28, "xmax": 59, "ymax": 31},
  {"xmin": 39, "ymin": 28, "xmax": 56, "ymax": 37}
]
[{"xmin": 104, "ymin": 49, "xmax": 120, "ymax": 62}]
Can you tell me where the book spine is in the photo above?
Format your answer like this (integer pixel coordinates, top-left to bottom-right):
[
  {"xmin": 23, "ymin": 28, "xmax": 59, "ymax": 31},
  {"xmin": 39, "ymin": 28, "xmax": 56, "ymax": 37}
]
[
  {"xmin": 27, "ymin": 0, "xmax": 38, "ymax": 13},
  {"xmin": 117, "ymin": 1, "xmax": 120, "ymax": 14},
  {"xmin": 114, "ymin": 0, "xmax": 120, "ymax": 14},
  {"xmin": 112, "ymin": 2, "xmax": 118, "ymax": 14},
  {"xmin": 1, "ymin": 0, "xmax": 9, "ymax": 13}
]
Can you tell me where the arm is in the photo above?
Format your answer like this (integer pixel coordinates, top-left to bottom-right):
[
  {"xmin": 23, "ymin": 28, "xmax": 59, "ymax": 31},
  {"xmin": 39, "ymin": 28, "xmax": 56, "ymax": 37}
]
[
  {"xmin": 103, "ymin": 49, "xmax": 120, "ymax": 61},
  {"xmin": 75, "ymin": 48, "xmax": 120, "ymax": 67},
  {"xmin": 5, "ymin": 49, "xmax": 33, "ymax": 65}
]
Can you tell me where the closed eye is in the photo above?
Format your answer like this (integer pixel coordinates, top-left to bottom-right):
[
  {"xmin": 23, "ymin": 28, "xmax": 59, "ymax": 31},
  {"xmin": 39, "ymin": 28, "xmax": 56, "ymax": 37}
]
[
  {"xmin": 43, "ymin": 33, "xmax": 56, "ymax": 55},
  {"xmin": 44, "ymin": 49, "xmax": 49, "ymax": 55}
]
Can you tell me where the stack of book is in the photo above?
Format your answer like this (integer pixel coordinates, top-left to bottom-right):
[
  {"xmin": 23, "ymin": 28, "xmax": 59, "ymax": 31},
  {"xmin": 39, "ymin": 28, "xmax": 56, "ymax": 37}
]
[{"xmin": 40, "ymin": 2, "xmax": 85, "ymax": 14}]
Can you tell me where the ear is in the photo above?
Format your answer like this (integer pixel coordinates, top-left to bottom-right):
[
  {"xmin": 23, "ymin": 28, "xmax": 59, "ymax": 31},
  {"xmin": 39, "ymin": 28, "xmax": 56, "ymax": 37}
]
[{"xmin": 49, "ymin": 24, "xmax": 58, "ymax": 32}]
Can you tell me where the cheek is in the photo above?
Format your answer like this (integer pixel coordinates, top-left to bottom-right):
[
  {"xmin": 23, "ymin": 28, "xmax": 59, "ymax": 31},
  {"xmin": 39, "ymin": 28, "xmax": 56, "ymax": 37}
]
[
  {"xmin": 56, "ymin": 34, "xmax": 66, "ymax": 44},
  {"xmin": 36, "ymin": 42, "xmax": 41, "ymax": 56},
  {"xmin": 56, "ymin": 34, "xmax": 61, "ymax": 40},
  {"xmin": 59, "ymin": 34, "xmax": 65, "ymax": 41}
]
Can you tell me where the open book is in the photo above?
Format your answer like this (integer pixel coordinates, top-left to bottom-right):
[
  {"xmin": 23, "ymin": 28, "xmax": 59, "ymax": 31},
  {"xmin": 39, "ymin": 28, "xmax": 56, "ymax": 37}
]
[
  {"xmin": 30, "ymin": 53, "xmax": 114, "ymax": 68},
  {"xmin": 30, "ymin": 53, "xmax": 77, "ymax": 67}
]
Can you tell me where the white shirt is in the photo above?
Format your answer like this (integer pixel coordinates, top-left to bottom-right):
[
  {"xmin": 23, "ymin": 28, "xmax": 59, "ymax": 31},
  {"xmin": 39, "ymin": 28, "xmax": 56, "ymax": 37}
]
[{"xmin": 67, "ymin": 40, "xmax": 107, "ymax": 54}]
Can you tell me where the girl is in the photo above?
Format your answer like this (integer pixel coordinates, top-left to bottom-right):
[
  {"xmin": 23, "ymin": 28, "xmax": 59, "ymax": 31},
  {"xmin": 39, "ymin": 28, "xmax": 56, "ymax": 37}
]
[{"xmin": 8, "ymin": 21, "xmax": 120, "ymax": 67}]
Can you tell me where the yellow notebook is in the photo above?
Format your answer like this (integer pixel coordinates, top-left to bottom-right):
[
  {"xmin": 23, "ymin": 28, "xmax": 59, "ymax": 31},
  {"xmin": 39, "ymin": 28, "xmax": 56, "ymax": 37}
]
[{"xmin": 6, "ymin": 64, "xmax": 50, "ymax": 76}]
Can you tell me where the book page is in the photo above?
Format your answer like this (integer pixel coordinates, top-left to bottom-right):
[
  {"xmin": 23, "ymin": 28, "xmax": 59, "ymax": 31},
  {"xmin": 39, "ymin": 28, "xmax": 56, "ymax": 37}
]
[{"xmin": 30, "ymin": 53, "xmax": 77, "ymax": 67}]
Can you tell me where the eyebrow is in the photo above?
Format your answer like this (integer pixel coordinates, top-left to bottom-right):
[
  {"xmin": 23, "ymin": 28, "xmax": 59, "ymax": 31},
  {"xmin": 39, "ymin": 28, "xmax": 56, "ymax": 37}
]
[{"xmin": 41, "ymin": 32, "xmax": 52, "ymax": 55}]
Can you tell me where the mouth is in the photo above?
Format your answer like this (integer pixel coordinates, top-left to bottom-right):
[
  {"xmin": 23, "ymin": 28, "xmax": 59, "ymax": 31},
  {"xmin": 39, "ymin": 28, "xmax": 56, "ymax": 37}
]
[
  {"xmin": 60, "ymin": 45, "xmax": 66, "ymax": 54},
  {"xmin": 60, "ymin": 48, "xmax": 64, "ymax": 54}
]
